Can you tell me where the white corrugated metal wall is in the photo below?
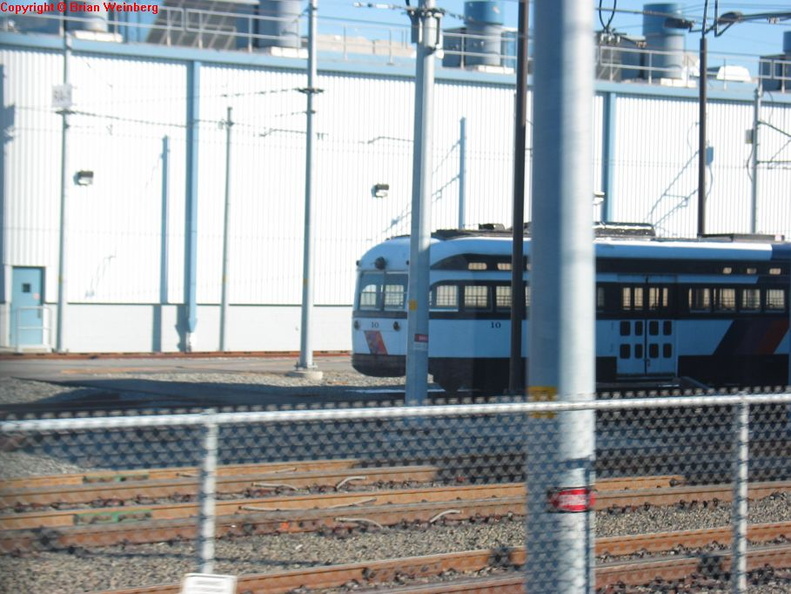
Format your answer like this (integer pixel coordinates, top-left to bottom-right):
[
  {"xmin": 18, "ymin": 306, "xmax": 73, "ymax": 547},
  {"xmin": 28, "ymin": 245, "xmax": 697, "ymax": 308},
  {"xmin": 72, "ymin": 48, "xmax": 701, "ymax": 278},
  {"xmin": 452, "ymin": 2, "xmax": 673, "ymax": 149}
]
[{"xmin": 2, "ymin": 42, "xmax": 790, "ymax": 352}]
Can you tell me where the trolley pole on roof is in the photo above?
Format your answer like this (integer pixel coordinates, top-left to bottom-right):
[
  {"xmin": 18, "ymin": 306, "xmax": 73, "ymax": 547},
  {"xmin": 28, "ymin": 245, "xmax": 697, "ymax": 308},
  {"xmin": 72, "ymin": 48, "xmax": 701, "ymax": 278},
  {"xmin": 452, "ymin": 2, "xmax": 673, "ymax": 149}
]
[
  {"xmin": 526, "ymin": 1, "xmax": 596, "ymax": 592},
  {"xmin": 405, "ymin": 0, "xmax": 442, "ymax": 406},
  {"xmin": 292, "ymin": 0, "xmax": 323, "ymax": 380}
]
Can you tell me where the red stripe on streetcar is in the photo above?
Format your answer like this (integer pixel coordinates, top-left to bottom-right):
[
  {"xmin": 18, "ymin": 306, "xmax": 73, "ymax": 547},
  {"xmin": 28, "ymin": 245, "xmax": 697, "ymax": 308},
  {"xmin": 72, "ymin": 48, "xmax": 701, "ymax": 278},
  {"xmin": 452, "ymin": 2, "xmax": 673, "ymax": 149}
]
[{"xmin": 364, "ymin": 331, "xmax": 388, "ymax": 355}]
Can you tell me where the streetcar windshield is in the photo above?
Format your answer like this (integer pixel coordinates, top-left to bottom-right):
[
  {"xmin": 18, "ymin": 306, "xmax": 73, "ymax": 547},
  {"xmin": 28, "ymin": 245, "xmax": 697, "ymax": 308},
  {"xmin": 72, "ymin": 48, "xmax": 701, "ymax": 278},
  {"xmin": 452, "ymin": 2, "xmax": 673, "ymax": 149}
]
[{"xmin": 356, "ymin": 273, "xmax": 408, "ymax": 311}]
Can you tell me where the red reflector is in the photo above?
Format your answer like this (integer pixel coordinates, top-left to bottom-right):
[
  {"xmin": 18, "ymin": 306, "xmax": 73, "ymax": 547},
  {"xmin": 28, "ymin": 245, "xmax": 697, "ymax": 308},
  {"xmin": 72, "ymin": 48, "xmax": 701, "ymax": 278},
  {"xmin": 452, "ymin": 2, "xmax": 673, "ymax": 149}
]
[{"xmin": 548, "ymin": 487, "xmax": 596, "ymax": 513}]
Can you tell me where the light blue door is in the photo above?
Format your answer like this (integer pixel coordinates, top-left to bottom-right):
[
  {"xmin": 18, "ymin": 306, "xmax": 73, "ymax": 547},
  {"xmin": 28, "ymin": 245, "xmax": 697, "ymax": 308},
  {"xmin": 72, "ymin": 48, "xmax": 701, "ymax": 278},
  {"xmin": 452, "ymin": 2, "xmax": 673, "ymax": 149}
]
[{"xmin": 11, "ymin": 267, "xmax": 45, "ymax": 347}]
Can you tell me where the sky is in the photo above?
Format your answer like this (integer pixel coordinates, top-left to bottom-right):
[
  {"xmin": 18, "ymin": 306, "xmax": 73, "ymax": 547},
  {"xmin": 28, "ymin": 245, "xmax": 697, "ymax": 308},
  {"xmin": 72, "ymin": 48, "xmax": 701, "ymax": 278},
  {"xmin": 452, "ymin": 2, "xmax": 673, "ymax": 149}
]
[{"xmin": 320, "ymin": 0, "xmax": 791, "ymax": 59}]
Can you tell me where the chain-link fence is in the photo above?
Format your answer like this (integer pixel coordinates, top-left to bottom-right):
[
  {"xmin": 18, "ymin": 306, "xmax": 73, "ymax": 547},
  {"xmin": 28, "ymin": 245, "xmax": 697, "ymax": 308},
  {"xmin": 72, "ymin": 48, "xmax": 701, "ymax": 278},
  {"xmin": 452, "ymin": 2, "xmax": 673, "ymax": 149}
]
[{"xmin": 2, "ymin": 391, "xmax": 791, "ymax": 593}]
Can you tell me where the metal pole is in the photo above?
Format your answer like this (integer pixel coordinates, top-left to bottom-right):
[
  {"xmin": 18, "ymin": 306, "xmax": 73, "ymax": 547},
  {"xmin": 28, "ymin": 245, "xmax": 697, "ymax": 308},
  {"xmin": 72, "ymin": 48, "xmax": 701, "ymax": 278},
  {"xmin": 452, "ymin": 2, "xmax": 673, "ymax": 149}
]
[
  {"xmin": 198, "ymin": 409, "xmax": 219, "ymax": 573},
  {"xmin": 697, "ymin": 35, "xmax": 707, "ymax": 237},
  {"xmin": 405, "ymin": 0, "xmax": 440, "ymax": 406},
  {"xmin": 155, "ymin": 136, "xmax": 170, "ymax": 353},
  {"xmin": 184, "ymin": 61, "xmax": 201, "ymax": 352},
  {"xmin": 220, "ymin": 107, "xmax": 233, "ymax": 352},
  {"xmin": 160, "ymin": 136, "xmax": 170, "ymax": 307},
  {"xmin": 56, "ymin": 34, "xmax": 72, "ymax": 353},
  {"xmin": 731, "ymin": 400, "xmax": 749, "ymax": 594},
  {"xmin": 292, "ymin": 0, "xmax": 323, "ymax": 380},
  {"xmin": 526, "ymin": 0, "xmax": 596, "ymax": 591},
  {"xmin": 508, "ymin": 0, "xmax": 529, "ymax": 395},
  {"xmin": 750, "ymin": 84, "xmax": 761, "ymax": 234},
  {"xmin": 601, "ymin": 91, "xmax": 617, "ymax": 222},
  {"xmin": 458, "ymin": 117, "xmax": 466, "ymax": 229}
]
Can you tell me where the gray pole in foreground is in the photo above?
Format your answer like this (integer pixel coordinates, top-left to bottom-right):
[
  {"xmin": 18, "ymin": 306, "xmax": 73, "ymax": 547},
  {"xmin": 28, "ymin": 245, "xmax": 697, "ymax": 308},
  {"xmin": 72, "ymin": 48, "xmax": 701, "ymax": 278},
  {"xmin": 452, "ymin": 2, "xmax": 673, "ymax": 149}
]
[
  {"xmin": 405, "ymin": 0, "xmax": 440, "ymax": 406},
  {"xmin": 56, "ymin": 35, "xmax": 72, "ymax": 353},
  {"xmin": 526, "ymin": 1, "xmax": 596, "ymax": 592},
  {"xmin": 292, "ymin": 0, "xmax": 323, "ymax": 380},
  {"xmin": 220, "ymin": 107, "xmax": 233, "ymax": 352}
]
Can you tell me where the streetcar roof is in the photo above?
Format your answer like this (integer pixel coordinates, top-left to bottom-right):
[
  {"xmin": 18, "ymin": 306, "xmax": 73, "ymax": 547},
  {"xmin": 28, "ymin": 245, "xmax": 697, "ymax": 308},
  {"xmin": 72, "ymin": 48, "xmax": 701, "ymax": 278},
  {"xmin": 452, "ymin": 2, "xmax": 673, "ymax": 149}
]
[{"xmin": 356, "ymin": 234, "xmax": 791, "ymax": 271}]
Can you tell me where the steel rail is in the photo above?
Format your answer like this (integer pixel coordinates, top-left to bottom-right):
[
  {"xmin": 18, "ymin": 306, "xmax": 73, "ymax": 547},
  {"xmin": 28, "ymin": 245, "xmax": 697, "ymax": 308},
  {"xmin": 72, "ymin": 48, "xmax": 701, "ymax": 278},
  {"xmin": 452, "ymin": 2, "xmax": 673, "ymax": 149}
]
[
  {"xmin": 4, "ymin": 480, "xmax": 791, "ymax": 553},
  {"xmin": 88, "ymin": 539, "xmax": 791, "ymax": 594},
  {"xmin": 0, "ymin": 475, "xmax": 684, "ymax": 530},
  {"xmin": 0, "ymin": 459, "xmax": 362, "ymax": 490},
  {"xmin": 0, "ymin": 465, "xmax": 439, "ymax": 508}
]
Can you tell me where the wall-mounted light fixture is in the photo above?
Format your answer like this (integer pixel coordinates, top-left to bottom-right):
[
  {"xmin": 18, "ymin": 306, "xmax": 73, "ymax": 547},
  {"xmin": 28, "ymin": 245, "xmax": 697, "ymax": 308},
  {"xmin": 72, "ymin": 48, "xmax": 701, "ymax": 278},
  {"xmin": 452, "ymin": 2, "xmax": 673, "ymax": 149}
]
[
  {"xmin": 372, "ymin": 183, "xmax": 389, "ymax": 198},
  {"xmin": 74, "ymin": 170, "xmax": 94, "ymax": 186}
]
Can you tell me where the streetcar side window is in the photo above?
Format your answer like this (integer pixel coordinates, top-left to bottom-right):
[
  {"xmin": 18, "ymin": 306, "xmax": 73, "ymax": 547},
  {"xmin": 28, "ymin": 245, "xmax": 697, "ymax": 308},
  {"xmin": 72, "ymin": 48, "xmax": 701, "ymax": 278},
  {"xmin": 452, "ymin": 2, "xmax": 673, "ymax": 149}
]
[
  {"xmin": 740, "ymin": 288, "xmax": 761, "ymax": 312},
  {"xmin": 766, "ymin": 289, "xmax": 786, "ymax": 311},
  {"xmin": 621, "ymin": 286, "xmax": 644, "ymax": 311},
  {"xmin": 495, "ymin": 285, "xmax": 511, "ymax": 310},
  {"xmin": 689, "ymin": 287, "xmax": 711, "ymax": 312},
  {"xmin": 647, "ymin": 287, "xmax": 669, "ymax": 311},
  {"xmin": 431, "ymin": 284, "xmax": 459, "ymax": 311},
  {"xmin": 463, "ymin": 285, "xmax": 490, "ymax": 309},
  {"xmin": 713, "ymin": 288, "xmax": 736, "ymax": 312}
]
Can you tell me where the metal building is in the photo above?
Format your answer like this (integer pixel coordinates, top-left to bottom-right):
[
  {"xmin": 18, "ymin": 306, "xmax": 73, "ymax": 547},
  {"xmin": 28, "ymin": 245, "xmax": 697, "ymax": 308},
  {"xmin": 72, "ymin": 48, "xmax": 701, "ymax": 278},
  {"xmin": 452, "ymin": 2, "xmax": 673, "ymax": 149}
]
[{"xmin": 1, "ymin": 2, "xmax": 790, "ymax": 353}]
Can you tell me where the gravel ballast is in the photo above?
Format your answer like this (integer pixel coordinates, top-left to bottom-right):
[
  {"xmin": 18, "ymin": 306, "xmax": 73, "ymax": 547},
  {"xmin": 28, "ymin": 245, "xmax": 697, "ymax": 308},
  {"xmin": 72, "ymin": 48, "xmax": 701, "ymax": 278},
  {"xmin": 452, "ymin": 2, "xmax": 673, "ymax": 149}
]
[{"xmin": 1, "ymin": 371, "xmax": 791, "ymax": 593}]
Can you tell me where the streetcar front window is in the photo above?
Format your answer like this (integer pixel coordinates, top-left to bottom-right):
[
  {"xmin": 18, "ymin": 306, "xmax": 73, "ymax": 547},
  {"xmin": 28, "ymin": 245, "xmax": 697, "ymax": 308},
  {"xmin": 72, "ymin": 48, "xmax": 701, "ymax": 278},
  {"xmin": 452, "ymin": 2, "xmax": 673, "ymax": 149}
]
[
  {"xmin": 383, "ymin": 282, "xmax": 406, "ymax": 310},
  {"xmin": 358, "ymin": 275, "xmax": 380, "ymax": 310},
  {"xmin": 356, "ymin": 272, "xmax": 407, "ymax": 311}
]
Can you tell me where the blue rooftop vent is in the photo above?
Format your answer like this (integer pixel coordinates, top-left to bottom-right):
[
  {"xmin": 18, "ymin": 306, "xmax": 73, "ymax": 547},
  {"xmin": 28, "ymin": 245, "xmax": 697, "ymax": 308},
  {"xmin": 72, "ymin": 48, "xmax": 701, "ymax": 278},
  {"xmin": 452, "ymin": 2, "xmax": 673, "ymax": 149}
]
[
  {"xmin": 642, "ymin": 2, "xmax": 686, "ymax": 80},
  {"xmin": 464, "ymin": 0, "xmax": 504, "ymax": 67}
]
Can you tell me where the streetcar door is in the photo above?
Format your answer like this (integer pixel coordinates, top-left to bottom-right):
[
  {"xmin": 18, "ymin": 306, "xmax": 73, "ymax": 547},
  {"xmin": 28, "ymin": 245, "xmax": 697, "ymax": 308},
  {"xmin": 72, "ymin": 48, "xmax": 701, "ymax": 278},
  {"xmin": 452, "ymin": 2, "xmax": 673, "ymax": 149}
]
[{"xmin": 616, "ymin": 282, "xmax": 676, "ymax": 378}]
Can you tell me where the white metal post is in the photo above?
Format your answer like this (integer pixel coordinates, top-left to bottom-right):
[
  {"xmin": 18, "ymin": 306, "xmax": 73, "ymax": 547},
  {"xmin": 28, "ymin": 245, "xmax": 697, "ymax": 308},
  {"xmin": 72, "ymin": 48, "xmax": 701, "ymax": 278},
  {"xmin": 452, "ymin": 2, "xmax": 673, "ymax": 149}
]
[
  {"xmin": 56, "ymin": 35, "xmax": 72, "ymax": 353},
  {"xmin": 220, "ymin": 107, "xmax": 233, "ymax": 352},
  {"xmin": 292, "ymin": 0, "xmax": 323, "ymax": 380},
  {"xmin": 405, "ymin": 0, "xmax": 441, "ymax": 406}
]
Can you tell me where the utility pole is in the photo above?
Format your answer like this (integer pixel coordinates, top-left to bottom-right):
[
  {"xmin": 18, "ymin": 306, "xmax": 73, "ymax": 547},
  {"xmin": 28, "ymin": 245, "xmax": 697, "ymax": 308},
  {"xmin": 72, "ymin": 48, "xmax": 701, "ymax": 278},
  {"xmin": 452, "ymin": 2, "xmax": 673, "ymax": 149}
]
[
  {"xmin": 405, "ymin": 0, "xmax": 442, "ymax": 406},
  {"xmin": 697, "ymin": 32, "xmax": 707, "ymax": 237},
  {"xmin": 526, "ymin": 1, "xmax": 596, "ymax": 591},
  {"xmin": 508, "ymin": 0, "xmax": 529, "ymax": 394},
  {"xmin": 291, "ymin": 0, "xmax": 323, "ymax": 380}
]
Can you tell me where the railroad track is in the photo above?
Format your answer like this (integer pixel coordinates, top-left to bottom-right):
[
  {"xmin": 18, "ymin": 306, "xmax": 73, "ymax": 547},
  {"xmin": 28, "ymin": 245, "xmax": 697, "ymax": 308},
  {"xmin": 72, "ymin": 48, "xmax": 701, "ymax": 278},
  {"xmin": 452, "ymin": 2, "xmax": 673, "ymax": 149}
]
[
  {"xmin": 91, "ymin": 526, "xmax": 791, "ymax": 593},
  {"xmin": 2, "ymin": 460, "xmax": 791, "ymax": 553},
  {"xmin": 1, "ymin": 461, "xmax": 698, "ymax": 552},
  {"xmin": 3, "ymin": 462, "xmax": 791, "ymax": 592}
]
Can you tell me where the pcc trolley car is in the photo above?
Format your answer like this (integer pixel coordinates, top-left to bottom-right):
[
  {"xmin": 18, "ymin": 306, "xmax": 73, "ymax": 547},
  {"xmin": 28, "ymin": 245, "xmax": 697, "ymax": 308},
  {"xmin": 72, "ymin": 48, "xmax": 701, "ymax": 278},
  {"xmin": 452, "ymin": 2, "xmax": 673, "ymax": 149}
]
[{"xmin": 351, "ymin": 226, "xmax": 791, "ymax": 393}]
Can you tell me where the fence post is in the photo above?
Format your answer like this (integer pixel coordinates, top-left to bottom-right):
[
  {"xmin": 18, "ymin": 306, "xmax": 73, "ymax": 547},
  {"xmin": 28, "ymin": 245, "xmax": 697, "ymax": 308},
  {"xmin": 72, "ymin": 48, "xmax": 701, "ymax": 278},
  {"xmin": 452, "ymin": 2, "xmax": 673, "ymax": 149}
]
[
  {"xmin": 731, "ymin": 400, "xmax": 749, "ymax": 593},
  {"xmin": 198, "ymin": 409, "xmax": 219, "ymax": 574}
]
